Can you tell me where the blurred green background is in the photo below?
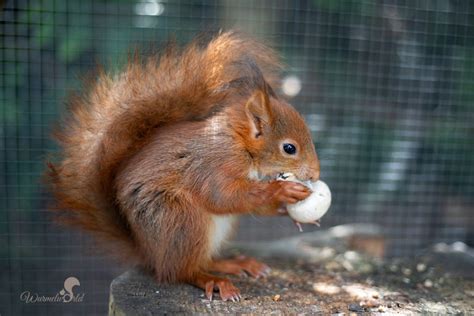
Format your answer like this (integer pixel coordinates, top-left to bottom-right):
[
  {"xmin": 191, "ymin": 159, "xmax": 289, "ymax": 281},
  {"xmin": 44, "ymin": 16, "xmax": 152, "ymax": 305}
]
[{"xmin": 1, "ymin": 0, "xmax": 473, "ymax": 315}]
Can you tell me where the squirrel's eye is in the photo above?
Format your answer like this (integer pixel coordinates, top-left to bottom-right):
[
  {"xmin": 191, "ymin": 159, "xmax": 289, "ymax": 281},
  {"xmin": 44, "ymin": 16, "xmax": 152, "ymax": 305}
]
[{"xmin": 283, "ymin": 143, "xmax": 297, "ymax": 155}]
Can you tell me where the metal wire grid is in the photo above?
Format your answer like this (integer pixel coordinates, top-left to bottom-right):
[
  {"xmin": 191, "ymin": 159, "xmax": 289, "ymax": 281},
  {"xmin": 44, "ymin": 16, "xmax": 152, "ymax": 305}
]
[{"xmin": 1, "ymin": 0, "xmax": 473, "ymax": 315}]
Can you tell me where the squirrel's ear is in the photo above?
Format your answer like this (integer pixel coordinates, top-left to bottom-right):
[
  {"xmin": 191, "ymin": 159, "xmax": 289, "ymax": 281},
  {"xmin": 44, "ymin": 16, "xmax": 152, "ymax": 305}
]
[{"xmin": 245, "ymin": 90, "xmax": 272, "ymax": 139}]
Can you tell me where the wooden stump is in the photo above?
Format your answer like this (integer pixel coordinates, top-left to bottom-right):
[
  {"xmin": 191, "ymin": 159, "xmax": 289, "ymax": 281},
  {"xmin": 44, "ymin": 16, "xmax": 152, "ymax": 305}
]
[{"xmin": 109, "ymin": 224, "xmax": 474, "ymax": 315}]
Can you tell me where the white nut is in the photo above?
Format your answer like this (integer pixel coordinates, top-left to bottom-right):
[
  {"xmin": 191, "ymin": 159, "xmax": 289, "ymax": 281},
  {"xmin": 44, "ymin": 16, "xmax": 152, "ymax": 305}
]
[{"xmin": 277, "ymin": 173, "xmax": 332, "ymax": 223}]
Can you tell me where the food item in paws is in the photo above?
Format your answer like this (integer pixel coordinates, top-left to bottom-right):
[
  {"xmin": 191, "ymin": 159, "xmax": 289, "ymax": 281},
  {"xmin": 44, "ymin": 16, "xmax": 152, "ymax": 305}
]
[{"xmin": 277, "ymin": 173, "xmax": 331, "ymax": 224}]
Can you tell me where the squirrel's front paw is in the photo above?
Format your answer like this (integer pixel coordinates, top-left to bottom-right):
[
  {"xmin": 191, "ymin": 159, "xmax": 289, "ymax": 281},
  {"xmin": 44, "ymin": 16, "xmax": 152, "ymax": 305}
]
[{"xmin": 269, "ymin": 180, "xmax": 311, "ymax": 204}]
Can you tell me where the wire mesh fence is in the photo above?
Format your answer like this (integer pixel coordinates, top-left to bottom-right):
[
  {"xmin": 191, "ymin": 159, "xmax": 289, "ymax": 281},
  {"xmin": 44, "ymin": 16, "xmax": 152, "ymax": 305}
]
[{"xmin": 1, "ymin": 0, "xmax": 473, "ymax": 315}]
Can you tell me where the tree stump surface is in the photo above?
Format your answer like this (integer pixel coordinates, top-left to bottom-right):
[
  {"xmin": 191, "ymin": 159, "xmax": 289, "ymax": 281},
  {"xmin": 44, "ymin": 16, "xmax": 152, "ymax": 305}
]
[{"xmin": 109, "ymin": 224, "xmax": 474, "ymax": 315}]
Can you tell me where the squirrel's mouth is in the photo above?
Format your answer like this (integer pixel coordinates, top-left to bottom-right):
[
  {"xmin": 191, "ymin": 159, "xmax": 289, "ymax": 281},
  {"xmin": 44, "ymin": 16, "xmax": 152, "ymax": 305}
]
[
  {"xmin": 261, "ymin": 172, "xmax": 291, "ymax": 182},
  {"xmin": 277, "ymin": 172, "xmax": 290, "ymax": 180},
  {"xmin": 249, "ymin": 169, "xmax": 299, "ymax": 182}
]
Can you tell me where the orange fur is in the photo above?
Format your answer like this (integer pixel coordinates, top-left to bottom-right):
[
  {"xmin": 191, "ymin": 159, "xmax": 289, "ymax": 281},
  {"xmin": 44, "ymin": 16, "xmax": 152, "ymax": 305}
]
[{"xmin": 46, "ymin": 31, "xmax": 319, "ymax": 299}]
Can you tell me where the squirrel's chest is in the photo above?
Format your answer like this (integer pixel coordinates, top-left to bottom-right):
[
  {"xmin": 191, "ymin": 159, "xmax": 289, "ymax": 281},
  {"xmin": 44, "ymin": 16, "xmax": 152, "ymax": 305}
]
[{"xmin": 208, "ymin": 215, "xmax": 237, "ymax": 255}]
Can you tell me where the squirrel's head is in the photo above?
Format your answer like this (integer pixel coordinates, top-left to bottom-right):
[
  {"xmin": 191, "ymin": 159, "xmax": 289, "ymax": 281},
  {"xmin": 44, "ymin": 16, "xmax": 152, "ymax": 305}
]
[{"xmin": 242, "ymin": 90, "xmax": 320, "ymax": 182}]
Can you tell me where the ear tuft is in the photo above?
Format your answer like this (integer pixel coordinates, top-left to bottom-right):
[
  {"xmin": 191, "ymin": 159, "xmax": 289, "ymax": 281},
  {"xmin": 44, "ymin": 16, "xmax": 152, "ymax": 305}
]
[{"xmin": 245, "ymin": 90, "xmax": 272, "ymax": 139}]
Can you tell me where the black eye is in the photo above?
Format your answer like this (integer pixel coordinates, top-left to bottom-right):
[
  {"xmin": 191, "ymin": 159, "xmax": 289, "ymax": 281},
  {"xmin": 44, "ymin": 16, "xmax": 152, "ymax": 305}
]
[{"xmin": 283, "ymin": 143, "xmax": 297, "ymax": 155}]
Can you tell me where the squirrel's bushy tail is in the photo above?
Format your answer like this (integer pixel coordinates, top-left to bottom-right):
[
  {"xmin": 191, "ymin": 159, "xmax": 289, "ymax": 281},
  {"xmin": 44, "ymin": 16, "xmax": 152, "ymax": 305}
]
[{"xmin": 47, "ymin": 31, "xmax": 282, "ymax": 262}]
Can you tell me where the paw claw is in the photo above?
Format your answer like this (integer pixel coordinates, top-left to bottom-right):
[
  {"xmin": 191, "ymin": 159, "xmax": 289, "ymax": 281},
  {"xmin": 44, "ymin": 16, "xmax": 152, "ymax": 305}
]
[{"xmin": 205, "ymin": 280, "xmax": 215, "ymax": 301}]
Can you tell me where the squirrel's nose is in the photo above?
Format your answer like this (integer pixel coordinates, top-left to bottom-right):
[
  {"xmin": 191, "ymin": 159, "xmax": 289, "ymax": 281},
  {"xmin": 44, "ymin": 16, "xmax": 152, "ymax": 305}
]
[
  {"xmin": 309, "ymin": 169, "xmax": 320, "ymax": 182},
  {"xmin": 302, "ymin": 165, "xmax": 320, "ymax": 182}
]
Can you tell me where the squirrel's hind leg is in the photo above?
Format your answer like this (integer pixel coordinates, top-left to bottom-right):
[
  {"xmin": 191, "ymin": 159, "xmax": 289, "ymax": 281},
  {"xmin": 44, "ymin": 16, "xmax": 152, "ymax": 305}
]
[
  {"xmin": 190, "ymin": 255, "xmax": 271, "ymax": 301},
  {"xmin": 189, "ymin": 272, "xmax": 241, "ymax": 302},
  {"xmin": 209, "ymin": 255, "xmax": 271, "ymax": 279}
]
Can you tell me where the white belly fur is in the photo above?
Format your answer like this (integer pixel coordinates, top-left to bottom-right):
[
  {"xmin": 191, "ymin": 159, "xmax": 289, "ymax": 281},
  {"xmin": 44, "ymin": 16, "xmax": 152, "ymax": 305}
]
[{"xmin": 208, "ymin": 215, "xmax": 237, "ymax": 255}]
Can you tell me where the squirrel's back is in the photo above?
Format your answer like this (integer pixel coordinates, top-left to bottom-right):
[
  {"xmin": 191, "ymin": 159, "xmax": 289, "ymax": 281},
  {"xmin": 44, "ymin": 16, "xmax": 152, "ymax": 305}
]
[{"xmin": 46, "ymin": 31, "xmax": 282, "ymax": 262}]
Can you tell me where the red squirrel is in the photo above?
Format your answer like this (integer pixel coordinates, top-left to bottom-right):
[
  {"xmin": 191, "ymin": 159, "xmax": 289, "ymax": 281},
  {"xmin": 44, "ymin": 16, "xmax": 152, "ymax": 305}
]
[{"xmin": 47, "ymin": 31, "xmax": 320, "ymax": 301}]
